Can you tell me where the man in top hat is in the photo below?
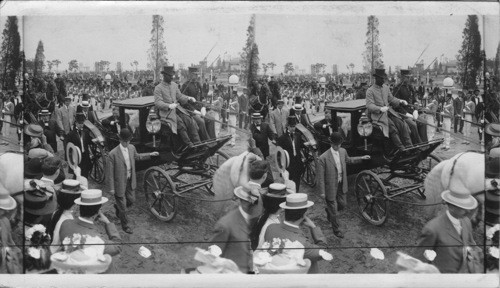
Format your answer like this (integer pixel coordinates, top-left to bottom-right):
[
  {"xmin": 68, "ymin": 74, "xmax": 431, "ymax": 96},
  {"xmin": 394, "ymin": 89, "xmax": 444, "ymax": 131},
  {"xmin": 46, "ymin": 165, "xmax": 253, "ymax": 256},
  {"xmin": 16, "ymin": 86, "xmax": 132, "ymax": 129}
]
[
  {"xmin": 269, "ymin": 98, "xmax": 289, "ymax": 139},
  {"xmin": 209, "ymin": 182, "xmax": 263, "ymax": 273},
  {"xmin": 55, "ymin": 95, "xmax": 76, "ymax": 141},
  {"xmin": 76, "ymin": 94, "xmax": 96, "ymax": 124},
  {"xmin": 106, "ymin": 128, "xmax": 159, "ymax": 234},
  {"xmin": 154, "ymin": 66, "xmax": 201, "ymax": 147},
  {"xmin": 181, "ymin": 67, "xmax": 203, "ymax": 102},
  {"xmin": 414, "ymin": 188, "xmax": 479, "ymax": 273},
  {"xmin": 249, "ymin": 112, "xmax": 275, "ymax": 160},
  {"xmin": 366, "ymin": 68, "xmax": 412, "ymax": 153},
  {"xmin": 264, "ymin": 193, "xmax": 332, "ymax": 273},
  {"xmin": 65, "ymin": 113, "xmax": 93, "ymax": 178},
  {"xmin": 59, "ymin": 189, "xmax": 122, "ymax": 258},
  {"xmin": 277, "ymin": 116, "xmax": 305, "ymax": 192},
  {"xmin": 317, "ymin": 132, "xmax": 370, "ymax": 238}
]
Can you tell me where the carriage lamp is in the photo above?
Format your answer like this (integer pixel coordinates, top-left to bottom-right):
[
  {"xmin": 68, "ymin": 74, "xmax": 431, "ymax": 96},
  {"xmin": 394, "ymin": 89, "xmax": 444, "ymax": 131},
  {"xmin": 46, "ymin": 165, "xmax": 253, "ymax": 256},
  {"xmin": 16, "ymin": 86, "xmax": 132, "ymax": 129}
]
[
  {"xmin": 357, "ymin": 113, "xmax": 373, "ymax": 150},
  {"xmin": 146, "ymin": 107, "xmax": 161, "ymax": 147},
  {"xmin": 228, "ymin": 74, "xmax": 239, "ymax": 86}
]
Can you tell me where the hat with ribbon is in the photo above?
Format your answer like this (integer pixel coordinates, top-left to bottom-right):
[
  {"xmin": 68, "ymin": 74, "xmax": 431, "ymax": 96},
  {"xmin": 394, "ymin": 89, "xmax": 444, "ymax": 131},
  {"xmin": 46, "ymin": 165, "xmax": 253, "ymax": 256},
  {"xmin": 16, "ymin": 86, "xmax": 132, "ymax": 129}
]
[
  {"xmin": 266, "ymin": 183, "xmax": 288, "ymax": 198},
  {"xmin": 251, "ymin": 113, "xmax": 263, "ymax": 119},
  {"xmin": 293, "ymin": 104, "xmax": 303, "ymax": 111},
  {"xmin": 81, "ymin": 100, "xmax": 90, "ymax": 108},
  {"xmin": 160, "ymin": 66, "xmax": 175, "ymax": 76},
  {"xmin": 485, "ymin": 123, "xmax": 500, "ymax": 137},
  {"xmin": 24, "ymin": 181, "xmax": 57, "ymax": 216},
  {"xmin": 0, "ymin": 183, "xmax": 17, "ymax": 211},
  {"xmin": 24, "ymin": 124, "xmax": 43, "ymax": 137},
  {"xmin": 74, "ymin": 189, "xmax": 108, "ymax": 206},
  {"xmin": 59, "ymin": 179, "xmax": 85, "ymax": 195},
  {"xmin": 279, "ymin": 193, "xmax": 313, "ymax": 210},
  {"xmin": 233, "ymin": 186, "xmax": 260, "ymax": 204}
]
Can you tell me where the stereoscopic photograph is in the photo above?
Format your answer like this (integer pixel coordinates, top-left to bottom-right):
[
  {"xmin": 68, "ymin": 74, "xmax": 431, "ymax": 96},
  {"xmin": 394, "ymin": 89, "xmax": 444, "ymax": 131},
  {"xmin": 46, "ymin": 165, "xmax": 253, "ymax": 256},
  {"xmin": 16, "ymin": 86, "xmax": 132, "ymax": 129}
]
[{"xmin": 0, "ymin": 1, "xmax": 499, "ymax": 287}]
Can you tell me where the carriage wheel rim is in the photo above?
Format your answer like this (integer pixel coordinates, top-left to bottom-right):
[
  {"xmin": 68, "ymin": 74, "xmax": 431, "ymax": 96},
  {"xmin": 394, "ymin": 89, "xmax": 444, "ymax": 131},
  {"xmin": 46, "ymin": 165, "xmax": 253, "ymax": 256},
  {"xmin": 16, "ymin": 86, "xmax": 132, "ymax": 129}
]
[
  {"xmin": 144, "ymin": 167, "xmax": 177, "ymax": 221},
  {"xmin": 355, "ymin": 171, "xmax": 388, "ymax": 225}
]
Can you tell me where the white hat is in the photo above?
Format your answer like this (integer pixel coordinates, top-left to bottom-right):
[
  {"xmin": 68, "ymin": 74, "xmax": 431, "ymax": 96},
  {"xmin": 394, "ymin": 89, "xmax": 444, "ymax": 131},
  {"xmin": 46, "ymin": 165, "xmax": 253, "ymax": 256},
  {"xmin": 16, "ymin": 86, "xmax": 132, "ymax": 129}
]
[
  {"xmin": 28, "ymin": 148, "xmax": 54, "ymax": 159},
  {"xmin": 75, "ymin": 189, "xmax": 108, "ymax": 206},
  {"xmin": 280, "ymin": 193, "xmax": 313, "ymax": 210},
  {"xmin": 233, "ymin": 186, "xmax": 260, "ymax": 203},
  {"xmin": 293, "ymin": 104, "xmax": 303, "ymax": 111},
  {"xmin": 441, "ymin": 190, "xmax": 478, "ymax": 210},
  {"xmin": 0, "ymin": 183, "xmax": 16, "ymax": 211}
]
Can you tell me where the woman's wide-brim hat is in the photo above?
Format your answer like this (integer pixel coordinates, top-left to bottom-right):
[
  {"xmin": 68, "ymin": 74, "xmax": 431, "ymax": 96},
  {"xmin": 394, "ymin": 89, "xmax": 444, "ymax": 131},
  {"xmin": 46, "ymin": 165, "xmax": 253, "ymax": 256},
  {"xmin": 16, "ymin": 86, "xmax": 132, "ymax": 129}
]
[
  {"xmin": 24, "ymin": 124, "xmax": 44, "ymax": 137},
  {"xmin": 0, "ymin": 183, "xmax": 17, "ymax": 211},
  {"xmin": 280, "ymin": 193, "xmax": 313, "ymax": 210},
  {"xmin": 51, "ymin": 251, "xmax": 112, "ymax": 274},
  {"xmin": 441, "ymin": 190, "xmax": 478, "ymax": 210},
  {"xmin": 24, "ymin": 183, "xmax": 57, "ymax": 216},
  {"xmin": 485, "ymin": 123, "xmax": 500, "ymax": 137}
]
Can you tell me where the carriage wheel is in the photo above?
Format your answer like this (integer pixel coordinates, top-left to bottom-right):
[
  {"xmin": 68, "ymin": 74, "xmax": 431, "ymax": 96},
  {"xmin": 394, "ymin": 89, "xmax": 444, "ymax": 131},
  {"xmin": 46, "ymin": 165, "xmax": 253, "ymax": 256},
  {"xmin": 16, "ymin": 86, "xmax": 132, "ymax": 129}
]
[
  {"xmin": 89, "ymin": 143, "xmax": 106, "ymax": 184},
  {"xmin": 302, "ymin": 150, "xmax": 318, "ymax": 187},
  {"xmin": 143, "ymin": 166, "xmax": 178, "ymax": 222},
  {"xmin": 355, "ymin": 170, "xmax": 388, "ymax": 226}
]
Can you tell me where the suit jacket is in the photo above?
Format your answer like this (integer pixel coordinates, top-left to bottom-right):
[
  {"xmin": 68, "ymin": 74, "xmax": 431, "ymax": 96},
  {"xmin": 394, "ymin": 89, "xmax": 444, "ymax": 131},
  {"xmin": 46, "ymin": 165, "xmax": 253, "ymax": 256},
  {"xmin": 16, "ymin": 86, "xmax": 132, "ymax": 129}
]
[
  {"xmin": 414, "ymin": 213, "xmax": 476, "ymax": 273},
  {"xmin": 317, "ymin": 147, "xmax": 363, "ymax": 201},
  {"xmin": 209, "ymin": 208, "xmax": 253, "ymax": 273},
  {"xmin": 66, "ymin": 127, "xmax": 92, "ymax": 156},
  {"xmin": 56, "ymin": 104, "xmax": 76, "ymax": 135},
  {"xmin": 154, "ymin": 81, "xmax": 190, "ymax": 134},
  {"xmin": 106, "ymin": 144, "xmax": 150, "ymax": 194},
  {"xmin": 250, "ymin": 122, "xmax": 274, "ymax": 158},
  {"xmin": 59, "ymin": 217, "xmax": 122, "ymax": 257},
  {"xmin": 366, "ymin": 84, "xmax": 402, "ymax": 138},
  {"xmin": 269, "ymin": 107, "xmax": 289, "ymax": 137},
  {"xmin": 264, "ymin": 222, "xmax": 327, "ymax": 274},
  {"xmin": 277, "ymin": 131, "xmax": 305, "ymax": 180}
]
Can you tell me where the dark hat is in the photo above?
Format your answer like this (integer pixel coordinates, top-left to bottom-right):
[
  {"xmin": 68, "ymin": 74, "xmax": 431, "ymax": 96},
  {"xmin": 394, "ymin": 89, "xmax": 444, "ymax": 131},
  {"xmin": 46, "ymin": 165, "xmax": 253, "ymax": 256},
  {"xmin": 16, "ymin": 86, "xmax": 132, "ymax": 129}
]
[
  {"xmin": 75, "ymin": 112, "xmax": 86, "ymax": 123},
  {"xmin": 24, "ymin": 124, "xmax": 43, "ymax": 137},
  {"xmin": 24, "ymin": 182, "xmax": 57, "ymax": 216},
  {"xmin": 485, "ymin": 157, "xmax": 500, "ymax": 178},
  {"xmin": 188, "ymin": 67, "xmax": 199, "ymax": 73},
  {"xmin": 329, "ymin": 132, "xmax": 343, "ymax": 145},
  {"xmin": 119, "ymin": 128, "xmax": 133, "ymax": 141},
  {"xmin": 287, "ymin": 115, "xmax": 298, "ymax": 127},
  {"xmin": 160, "ymin": 66, "xmax": 175, "ymax": 76},
  {"xmin": 400, "ymin": 69, "xmax": 410, "ymax": 76},
  {"xmin": 373, "ymin": 69, "xmax": 387, "ymax": 78},
  {"xmin": 294, "ymin": 96, "xmax": 303, "ymax": 104},
  {"xmin": 485, "ymin": 123, "xmax": 500, "ymax": 137},
  {"xmin": 24, "ymin": 158, "xmax": 43, "ymax": 179}
]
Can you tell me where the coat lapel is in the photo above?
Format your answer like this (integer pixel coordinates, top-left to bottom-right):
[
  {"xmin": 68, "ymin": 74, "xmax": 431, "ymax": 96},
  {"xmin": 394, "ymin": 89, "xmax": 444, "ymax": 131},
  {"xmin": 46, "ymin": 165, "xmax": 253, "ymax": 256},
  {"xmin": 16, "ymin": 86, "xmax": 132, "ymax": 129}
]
[
  {"xmin": 326, "ymin": 149, "xmax": 337, "ymax": 174},
  {"xmin": 443, "ymin": 214, "xmax": 463, "ymax": 243},
  {"xmin": 116, "ymin": 145, "xmax": 126, "ymax": 166}
]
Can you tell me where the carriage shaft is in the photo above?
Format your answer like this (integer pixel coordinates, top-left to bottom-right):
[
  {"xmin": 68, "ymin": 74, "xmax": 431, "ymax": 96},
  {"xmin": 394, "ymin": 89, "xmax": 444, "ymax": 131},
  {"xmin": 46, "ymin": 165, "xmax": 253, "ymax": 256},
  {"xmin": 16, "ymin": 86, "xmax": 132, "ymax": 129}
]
[
  {"xmin": 386, "ymin": 184, "xmax": 423, "ymax": 199},
  {"xmin": 175, "ymin": 179, "xmax": 213, "ymax": 194}
]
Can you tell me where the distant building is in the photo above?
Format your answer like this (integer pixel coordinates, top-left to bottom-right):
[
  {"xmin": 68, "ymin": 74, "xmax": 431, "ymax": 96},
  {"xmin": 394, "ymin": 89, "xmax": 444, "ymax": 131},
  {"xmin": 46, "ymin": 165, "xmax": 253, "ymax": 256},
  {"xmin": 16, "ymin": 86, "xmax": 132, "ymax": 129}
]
[
  {"xmin": 332, "ymin": 64, "xmax": 338, "ymax": 75},
  {"xmin": 94, "ymin": 62, "xmax": 100, "ymax": 73},
  {"xmin": 116, "ymin": 62, "xmax": 122, "ymax": 73},
  {"xmin": 443, "ymin": 60, "xmax": 458, "ymax": 74},
  {"xmin": 228, "ymin": 58, "xmax": 242, "ymax": 72}
]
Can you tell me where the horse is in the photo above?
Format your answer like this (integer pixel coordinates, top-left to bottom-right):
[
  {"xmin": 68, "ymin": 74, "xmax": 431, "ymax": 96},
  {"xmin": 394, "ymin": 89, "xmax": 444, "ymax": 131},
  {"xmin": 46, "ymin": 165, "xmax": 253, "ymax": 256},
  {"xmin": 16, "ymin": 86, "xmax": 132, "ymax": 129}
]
[
  {"xmin": 0, "ymin": 152, "xmax": 24, "ymax": 225},
  {"xmin": 424, "ymin": 152, "xmax": 497, "ymax": 227}
]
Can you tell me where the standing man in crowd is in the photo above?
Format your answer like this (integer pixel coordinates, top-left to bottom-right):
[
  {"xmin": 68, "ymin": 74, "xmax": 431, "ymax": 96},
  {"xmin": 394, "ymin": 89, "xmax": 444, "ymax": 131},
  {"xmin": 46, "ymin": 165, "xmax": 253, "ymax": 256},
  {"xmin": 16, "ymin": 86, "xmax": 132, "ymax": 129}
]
[
  {"xmin": 56, "ymin": 95, "xmax": 76, "ymax": 148},
  {"xmin": 237, "ymin": 86, "xmax": 249, "ymax": 130},
  {"xmin": 66, "ymin": 113, "xmax": 92, "ymax": 178},
  {"xmin": 269, "ymin": 99, "xmax": 289, "ymax": 139},
  {"xmin": 202, "ymin": 78, "xmax": 210, "ymax": 100},
  {"xmin": 317, "ymin": 132, "xmax": 370, "ymax": 238},
  {"xmin": 277, "ymin": 116, "xmax": 305, "ymax": 193},
  {"xmin": 249, "ymin": 113, "xmax": 274, "ymax": 160},
  {"xmin": 453, "ymin": 92, "xmax": 464, "ymax": 134},
  {"xmin": 106, "ymin": 128, "xmax": 158, "ymax": 234},
  {"xmin": 441, "ymin": 92, "xmax": 454, "ymax": 150}
]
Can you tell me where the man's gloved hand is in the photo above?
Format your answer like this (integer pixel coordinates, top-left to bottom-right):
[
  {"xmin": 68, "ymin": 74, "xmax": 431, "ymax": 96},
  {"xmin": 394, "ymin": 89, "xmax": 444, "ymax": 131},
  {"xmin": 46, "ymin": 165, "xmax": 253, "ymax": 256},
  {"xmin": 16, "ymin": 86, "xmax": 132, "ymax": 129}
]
[
  {"xmin": 380, "ymin": 106, "xmax": 389, "ymax": 113},
  {"xmin": 168, "ymin": 103, "xmax": 178, "ymax": 109},
  {"xmin": 188, "ymin": 97, "xmax": 196, "ymax": 103},
  {"xmin": 400, "ymin": 100, "xmax": 408, "ymax": 106},
  {"xmin": 193, "ymin": 110, "xmax": 202, "ymax": 115}
]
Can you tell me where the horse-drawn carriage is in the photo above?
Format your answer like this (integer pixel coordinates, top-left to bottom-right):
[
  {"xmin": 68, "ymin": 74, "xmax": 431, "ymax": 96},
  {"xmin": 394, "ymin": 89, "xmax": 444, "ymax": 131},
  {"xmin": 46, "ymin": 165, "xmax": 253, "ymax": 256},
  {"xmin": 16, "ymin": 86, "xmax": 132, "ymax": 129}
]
[
  {"xmin": 83, "ymin": 96, "xmax": 232, "ymax": 222},
  {"xmin": 296, "ymin": 99, "xmax": 444, "ymax": 225}
]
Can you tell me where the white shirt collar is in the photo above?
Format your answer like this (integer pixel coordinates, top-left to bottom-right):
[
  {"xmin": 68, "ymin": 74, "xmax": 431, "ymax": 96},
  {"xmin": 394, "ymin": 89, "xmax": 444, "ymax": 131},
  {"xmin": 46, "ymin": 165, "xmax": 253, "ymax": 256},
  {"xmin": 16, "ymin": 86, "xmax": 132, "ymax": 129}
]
[
  {"xmin": 446, "ymin": 210, "xmax": 461, "ymax": 227},
  {"xmin": 238, "ymin": 206, "xmax": 251, "ymax": 223},
  {"xmin": 78, "ymin": 216, "xmax": 94, "ymax": 224},
  {"xmin": 330, "ymin": 147, "xmax": 339, "ymax": 155},
  {"xmin": 120, "ymin": 144, "xmax": 128, "ymax": 151},
  {"xmin": 283, "ymin": 220, "xmax": 300, "ymax": 229}
]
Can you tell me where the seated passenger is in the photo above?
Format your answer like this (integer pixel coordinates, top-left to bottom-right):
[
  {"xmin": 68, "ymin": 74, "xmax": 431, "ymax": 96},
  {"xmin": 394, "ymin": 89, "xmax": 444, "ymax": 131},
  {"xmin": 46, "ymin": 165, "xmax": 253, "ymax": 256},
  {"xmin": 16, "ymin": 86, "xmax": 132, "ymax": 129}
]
[
  {"xmin": 102, "ymin": 107, "xmax": 131, "ymax": 134},
  {"xmin": 366, "ymin": 69, "xmax": 412, "ymax": 154},
  {"xmin": 313, "ymin": 112, "xmax": 346, "ymax": 139},
  {"xmin": 154, "ymin": 66, "xmax": 201, "ymax": 148}
]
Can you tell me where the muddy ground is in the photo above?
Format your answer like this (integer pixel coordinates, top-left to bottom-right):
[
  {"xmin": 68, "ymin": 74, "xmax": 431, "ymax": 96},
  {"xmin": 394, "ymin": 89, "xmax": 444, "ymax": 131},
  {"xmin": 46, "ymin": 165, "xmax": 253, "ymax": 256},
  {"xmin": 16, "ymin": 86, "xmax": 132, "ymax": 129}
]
[{"xmin": 82, "ymin": 110, "xmax": 484, "ymax": 274}]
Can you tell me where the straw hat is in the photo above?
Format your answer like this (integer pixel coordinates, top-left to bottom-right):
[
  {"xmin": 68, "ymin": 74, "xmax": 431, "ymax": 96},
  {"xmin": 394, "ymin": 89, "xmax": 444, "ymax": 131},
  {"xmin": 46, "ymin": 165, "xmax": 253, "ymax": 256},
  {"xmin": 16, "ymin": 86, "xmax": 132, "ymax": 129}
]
[
  {"xmin": 441, "ymin": 190, "xmax": 478, "ymax": 210},
  {"xmin": 74, "ymin": 189, "xmax": 108, "ymax": 206},
  {"xmin": 59, "ymin": 179, "xmax": 85, "ymax": 195},
  {"xmin": 279, "ymin": 193, "xmax": 313, "ymax": 210},
  {"xmin": 266, "ymin": 183, "xmax": 288, "ymax": 198},
  {"xmin": 24, "ymin": 183, "xmax": 57, "ymax": 216},
  {"xmin": 233, "ymin": 186, "xmax": 259, "ymax": 203},
  {"xmin": 24, "ymin": 124, "xmax": 43, "ymax": 137}
]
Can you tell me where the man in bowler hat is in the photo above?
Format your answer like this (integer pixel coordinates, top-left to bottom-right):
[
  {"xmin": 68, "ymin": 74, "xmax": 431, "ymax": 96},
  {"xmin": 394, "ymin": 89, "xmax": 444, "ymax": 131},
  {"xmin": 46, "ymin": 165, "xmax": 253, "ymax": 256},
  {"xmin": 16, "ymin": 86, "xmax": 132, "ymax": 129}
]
[
  {"xmin": 106, "ymin": 128, "xmax": 159, "ymax": 234},
  {"xmin": 317, "ymin": 132, "xmax": 370, "ymax": 238}
]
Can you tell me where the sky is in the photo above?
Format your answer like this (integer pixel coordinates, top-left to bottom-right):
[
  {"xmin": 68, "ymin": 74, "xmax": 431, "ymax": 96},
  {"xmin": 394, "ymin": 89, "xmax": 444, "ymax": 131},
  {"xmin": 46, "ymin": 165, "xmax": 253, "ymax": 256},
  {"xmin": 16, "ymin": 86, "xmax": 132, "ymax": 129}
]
[{"xmin": 1, "ymin": 2, "xmax": 499, "ymax": 74}]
